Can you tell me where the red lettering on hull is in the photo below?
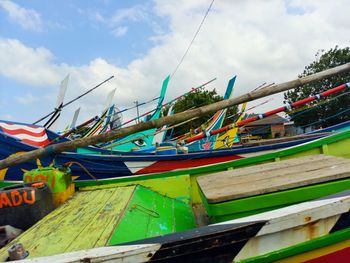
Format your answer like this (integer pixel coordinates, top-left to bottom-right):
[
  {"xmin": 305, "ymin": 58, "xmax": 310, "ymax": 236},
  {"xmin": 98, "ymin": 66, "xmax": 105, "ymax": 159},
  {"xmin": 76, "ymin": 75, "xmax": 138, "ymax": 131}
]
[{"xmin": 0, "ymin": 190, "xmax": 36, "ymax": 208}]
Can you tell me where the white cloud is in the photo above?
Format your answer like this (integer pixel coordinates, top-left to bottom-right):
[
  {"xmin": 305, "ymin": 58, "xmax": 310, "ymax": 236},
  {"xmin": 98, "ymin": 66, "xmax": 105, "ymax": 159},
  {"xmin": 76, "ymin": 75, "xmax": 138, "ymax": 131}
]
[
  {"xmin": 15, "ymin": 93, "xmax": 39, "ymax": 105},
  {"xmin": 111, "ymin": 26, "xmax": 128, "ymax": 37},
  {"xmin": 0, "ymin": 38, "xmax": 61, "ymax": 86},
  {"xmin": 111, "ymin": 5, "xmax": 148, "ymax": 24},
  {"xmin": 94, "ymin": 11, "xmax": 105, "ymax": 23},
  {"xmin": 0, "ymin": 1, "xmax": 43, "ymax": 31},
  {"xmin": 1, "ymin": 0, "xmax": 350, "ymax": 129}
]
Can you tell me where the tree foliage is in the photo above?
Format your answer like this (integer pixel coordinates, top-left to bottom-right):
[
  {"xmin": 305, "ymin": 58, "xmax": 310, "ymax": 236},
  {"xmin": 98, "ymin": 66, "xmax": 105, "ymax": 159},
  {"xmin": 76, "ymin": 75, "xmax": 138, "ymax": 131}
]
[
  {"xmin": 164, "ymin": 88, "xmax": 238, "ymax": 138},
  {"xmin": 284, "ymin": 46, "xmax": 350, "ymax": 129}
]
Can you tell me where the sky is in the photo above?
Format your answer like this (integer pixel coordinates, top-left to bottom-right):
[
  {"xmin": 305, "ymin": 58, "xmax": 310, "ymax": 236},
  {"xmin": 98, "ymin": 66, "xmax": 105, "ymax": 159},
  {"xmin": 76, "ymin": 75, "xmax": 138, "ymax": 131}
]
[{"xmin": 0, "ymin": 0, "xmax": 349, "ymax": 131}]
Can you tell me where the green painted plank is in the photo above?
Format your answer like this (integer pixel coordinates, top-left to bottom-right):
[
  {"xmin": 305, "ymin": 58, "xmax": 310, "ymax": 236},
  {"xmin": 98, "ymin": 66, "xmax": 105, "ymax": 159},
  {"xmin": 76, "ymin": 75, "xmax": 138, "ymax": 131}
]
[
  {"xmin": 68, "ymin": 186, "xmax": 135, "ymax": 251},
  {"xmin": 94, "ymin": 187, "xmax": 136, "ymax": 247},
  {"xmin": 81, "ymin": 174, "xmax": 192, "ymax": 204},
  {"xmin": 173, "ymin": 198, "xmax": 197, "ymax": 232},
  {"xmin": 203, "ymin": 178, "xmax": 350, "ymax": 222},
  {"xmin": 148, "ymin": 187, "xmax": 175, "ymax": 237},
  {"xmin": 24, "ymin": 189, "xmax": 111, "ymax": 256},
  {"xmin": 0, "ymin": 190, "xmax": 103, "ymax": 258},
  {"xmin": 0, "ymin": 190, "xmax": 98, "ymax": 260},
  {"xmin": 109, "ymin": 186, "xmax": 196, "ymax": 245},
  {"xmin": 0, "ymin": 186, "xmax": 135, "ymax": 260},
  {"xmin": 109, "ymin": 186, "xmax": 154, "ymax": 244}
]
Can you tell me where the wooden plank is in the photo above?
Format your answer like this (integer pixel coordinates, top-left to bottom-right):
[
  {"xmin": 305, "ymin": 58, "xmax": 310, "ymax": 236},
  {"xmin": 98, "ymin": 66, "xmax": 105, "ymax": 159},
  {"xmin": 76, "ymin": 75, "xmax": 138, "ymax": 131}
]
[
  {"xmin": 199, "ymin": 155, "xmax": 337, "ymax": 184},
  {"xmin": 201, "ymin": 155, "xmax": 350, "ymax": 188},
  {"xmin": 68, "ymin": 186, "xmax": 135, "ymax": 251},
  {"xmin": 109, "ymin": 186, "xmax": 196, "ymax": 245},
  {"xmin": 24, "ymin": 189, "xmax": 111, "ymax": 256},
  {"xmin": 0, "ymin": 190, "xmax": 98, "ymax": 260},
  {"xmin": 0, "ymin": 186, "xmax": 135, "ymax": 260},
  {"xmin": 148, "ymin": 188, "xmax": 175, "ymax": 237},
  {"xmin": 198, "ymin": 155, "xmax": 350, "ymax": 203},
  {"xmin": 108, "ymin": 187, "xmax": 154, "ymax": 244},
  {"xmin": 20, "ymin": 244, "xmax": 162, "ymax": 263}
]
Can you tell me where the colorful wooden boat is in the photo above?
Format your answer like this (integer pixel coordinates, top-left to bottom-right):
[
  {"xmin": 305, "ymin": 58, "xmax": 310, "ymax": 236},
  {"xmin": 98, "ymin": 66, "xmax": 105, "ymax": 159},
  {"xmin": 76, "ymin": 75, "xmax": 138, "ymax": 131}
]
[
  {"xmin": 214, "ymin": 101, "xmax": 247, "ymax": 149},
  {"xmin": 198, "ymin": 154, "xmax": 350, "ymax": 222},
  {"xmin": 0, "ymin": 119, "xmax": 332, "ymax": 186},
  {"xmin": 16, "ymin": 190, "xmax": 350, "ymax": 263},
  {"xmin": 2, "ymin": 157, "xmax": 350, "ymax": 262},
  {"xmin": 94, "ymin": 76, "xmax": 170, "ymax": 152},
  {"xmin": 183, "ymin": 76, "xmax": 236, "ymax": 152},
  {"xmin": 2, "ymin": 81, "xmax": 350, "ymax": 185}
]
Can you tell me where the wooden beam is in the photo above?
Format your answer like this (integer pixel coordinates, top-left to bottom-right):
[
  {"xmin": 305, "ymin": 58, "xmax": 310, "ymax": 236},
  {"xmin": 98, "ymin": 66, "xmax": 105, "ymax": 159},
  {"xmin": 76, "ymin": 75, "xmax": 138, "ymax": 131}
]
[{"xmin": 0, "ymin": 63, "xmax": 350, "ymax": 169}]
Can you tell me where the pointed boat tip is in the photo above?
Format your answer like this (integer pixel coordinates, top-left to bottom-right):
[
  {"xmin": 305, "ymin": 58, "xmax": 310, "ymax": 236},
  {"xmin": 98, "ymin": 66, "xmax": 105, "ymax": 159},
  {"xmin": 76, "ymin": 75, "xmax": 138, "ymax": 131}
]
[
  {"xmin": 161, "ymin": 75, "xmax": 171, "ymax": 85},
  {"xmin": 227, "ymin": 75, "xmax": 237, "ymax": 86}
]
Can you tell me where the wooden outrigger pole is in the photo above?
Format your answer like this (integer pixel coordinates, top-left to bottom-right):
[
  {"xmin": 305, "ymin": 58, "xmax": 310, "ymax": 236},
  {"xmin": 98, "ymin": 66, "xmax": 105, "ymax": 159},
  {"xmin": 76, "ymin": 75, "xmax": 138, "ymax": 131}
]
[{"xmin": 0, "ymin": 63, "xmax": 350, "ymax": 169}]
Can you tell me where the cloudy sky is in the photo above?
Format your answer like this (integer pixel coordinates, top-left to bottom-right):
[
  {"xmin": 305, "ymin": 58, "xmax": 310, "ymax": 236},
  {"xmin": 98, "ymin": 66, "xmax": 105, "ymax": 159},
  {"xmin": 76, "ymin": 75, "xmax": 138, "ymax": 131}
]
[{"xmin": 0, "ymin": 0, "xmax": 349, "ymax": 131}]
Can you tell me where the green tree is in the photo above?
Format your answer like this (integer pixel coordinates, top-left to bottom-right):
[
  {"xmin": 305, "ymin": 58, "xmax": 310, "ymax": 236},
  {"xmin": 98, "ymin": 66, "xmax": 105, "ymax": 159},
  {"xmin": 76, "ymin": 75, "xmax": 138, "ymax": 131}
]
[
  {"xmin": 164, "ymin": 88, "xmax": 238, "ymax": 138},
  {"xmin": 284, "ymin": 46, "xmax": 350, "ymax": 129}
]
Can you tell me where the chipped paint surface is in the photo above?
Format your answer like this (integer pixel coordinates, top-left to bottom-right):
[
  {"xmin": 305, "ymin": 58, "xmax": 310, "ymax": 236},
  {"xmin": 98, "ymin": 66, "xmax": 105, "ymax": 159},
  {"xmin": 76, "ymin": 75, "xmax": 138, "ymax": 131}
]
[{"xmin": 234, "ymin": 216, "xmax": 339, "ymax": 260}]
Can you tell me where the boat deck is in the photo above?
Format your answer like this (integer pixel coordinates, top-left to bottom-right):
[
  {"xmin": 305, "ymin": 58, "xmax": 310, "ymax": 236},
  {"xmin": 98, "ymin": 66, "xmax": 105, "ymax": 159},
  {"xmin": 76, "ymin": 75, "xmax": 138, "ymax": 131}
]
[
  {"xmin": 198, "ymin": 154, "xmax": 350, "ymax": 203},
  {"xmin": 0, "ymin": 185, "xmax": 196, "ymax": 260}
]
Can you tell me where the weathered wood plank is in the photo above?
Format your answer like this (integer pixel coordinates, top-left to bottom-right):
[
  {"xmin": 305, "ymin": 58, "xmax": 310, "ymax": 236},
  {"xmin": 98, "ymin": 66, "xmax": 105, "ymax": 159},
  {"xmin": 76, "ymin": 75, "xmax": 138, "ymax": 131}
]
[
  {"xmin": 198, "ymin": 155, "xmax": 350, "ymax": 203},
  {"xmin": 25, "ymin": 189, "xmax": 111, "ymax": 256},
  {"xmin": 19, "ymin": 244, "xmax": 162, "ymax": 263},
  {"xmin": 68, "ymin": 186, "xmax": 135, "ymax": 251},
  {"xmin": 201, "ymin": 155, "xmax": 336, "ymax": 180},
  {"xmin": 0, "ymin": 186, "xmax": 135, "ymax": 260},
  {"xmin": 0, "ymin": 190, "xmax": 97, "ymax": 260}
]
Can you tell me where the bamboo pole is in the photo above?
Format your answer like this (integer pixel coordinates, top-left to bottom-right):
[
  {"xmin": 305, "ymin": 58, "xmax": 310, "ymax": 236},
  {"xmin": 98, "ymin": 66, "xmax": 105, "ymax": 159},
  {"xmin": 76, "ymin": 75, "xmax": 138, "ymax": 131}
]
[{"xmin": 1, "ymin": 63, "xmax": 350, "ymax": 169}]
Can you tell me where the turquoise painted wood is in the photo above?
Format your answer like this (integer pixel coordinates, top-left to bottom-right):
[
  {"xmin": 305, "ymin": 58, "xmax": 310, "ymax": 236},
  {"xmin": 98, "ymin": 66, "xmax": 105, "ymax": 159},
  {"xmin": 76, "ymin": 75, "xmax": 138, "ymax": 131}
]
[
  {"xmin": 77, "ymin": 75, "xmax": 170, "ymax": 153},
  {"xmin": 108, "ymin": 76, "xmax": 170, "ymax": 151}
]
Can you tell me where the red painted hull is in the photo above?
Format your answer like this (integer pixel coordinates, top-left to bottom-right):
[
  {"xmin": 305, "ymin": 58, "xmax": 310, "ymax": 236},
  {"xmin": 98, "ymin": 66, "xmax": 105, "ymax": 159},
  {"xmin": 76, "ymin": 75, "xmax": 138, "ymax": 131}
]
[
  {"xmin": 304, "ymin": 246, "xmax": 350, "ymax": 263},
  {"xmin": 134, "ymin": 154, "xmax": 244, "ymax": 174}
]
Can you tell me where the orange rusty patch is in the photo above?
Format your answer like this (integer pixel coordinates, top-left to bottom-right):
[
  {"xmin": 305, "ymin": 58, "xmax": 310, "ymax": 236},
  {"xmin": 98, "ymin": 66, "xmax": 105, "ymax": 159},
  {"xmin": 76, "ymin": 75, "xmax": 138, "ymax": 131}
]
[
  {"xmin": 304, "ymin": 216, "xmax": 312, "ymax": 222},
  {"xmin": 306, "ymin": 221, "xmax": 319, "ymax": 239}
]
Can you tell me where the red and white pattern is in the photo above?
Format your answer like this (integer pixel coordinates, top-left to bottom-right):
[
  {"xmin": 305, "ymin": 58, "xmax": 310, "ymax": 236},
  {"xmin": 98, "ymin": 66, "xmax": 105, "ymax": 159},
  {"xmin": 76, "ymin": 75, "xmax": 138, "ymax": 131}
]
[{"xmin": 0, "ymin": 121, "xmax": 50, "ymax": 147}]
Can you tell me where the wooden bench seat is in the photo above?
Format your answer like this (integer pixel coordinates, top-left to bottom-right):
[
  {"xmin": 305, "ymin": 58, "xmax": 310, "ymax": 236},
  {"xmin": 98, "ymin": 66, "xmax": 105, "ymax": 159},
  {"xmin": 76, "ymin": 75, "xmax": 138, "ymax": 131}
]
[{"xmin": 197, "ymin": 155, "xmax": 350, "ymax": 203}]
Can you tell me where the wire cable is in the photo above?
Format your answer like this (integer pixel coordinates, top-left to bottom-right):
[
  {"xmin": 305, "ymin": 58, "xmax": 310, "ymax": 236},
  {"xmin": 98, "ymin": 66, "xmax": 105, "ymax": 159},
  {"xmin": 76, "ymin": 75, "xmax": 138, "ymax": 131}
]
[{"xmin": 171, "ymin": 0, "xmax": 215, "ymax": 78}]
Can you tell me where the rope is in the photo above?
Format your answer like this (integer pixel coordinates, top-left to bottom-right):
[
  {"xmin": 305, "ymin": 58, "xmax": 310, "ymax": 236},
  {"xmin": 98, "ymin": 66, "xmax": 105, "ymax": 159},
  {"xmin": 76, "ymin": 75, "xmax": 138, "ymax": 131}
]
[
  {"xmin": 63, "ymin": 161, "xmax": 97, "ymax": 180},
  {"xmin": 171, "ymin": 0, "xmax": 215, "ymax": 78},
  {"xmin": 130, "ymin": 204, "xmax": 159, "ymax": 218}
]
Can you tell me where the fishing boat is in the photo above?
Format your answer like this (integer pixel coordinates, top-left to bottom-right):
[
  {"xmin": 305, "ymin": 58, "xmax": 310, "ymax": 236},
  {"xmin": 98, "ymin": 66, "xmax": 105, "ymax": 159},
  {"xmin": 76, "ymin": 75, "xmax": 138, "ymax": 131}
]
[
  {"xmin": 2, "ymin": 81, "xmax": 350, "ymax": 185},
  {"xmin": 95, "ymin": 76, "xmax": 170, "ymax": 152},
  {"xmin": 2, "ymin": 154, "xmax": 350, "ymax": 262},
  {"xmin": 1, "ymin": 64, "xmax": 350, "ymax": 261},
  {"xmin": 13, "ymin": 191, "xmax": 350, "ymax": 262},
  {"xmin": 175, "ymin": 76, "xmax": 236, "ymax": 152},
  {"xmin": 0, "ymin": 118, "xmax": 333, "ymax": 186}
]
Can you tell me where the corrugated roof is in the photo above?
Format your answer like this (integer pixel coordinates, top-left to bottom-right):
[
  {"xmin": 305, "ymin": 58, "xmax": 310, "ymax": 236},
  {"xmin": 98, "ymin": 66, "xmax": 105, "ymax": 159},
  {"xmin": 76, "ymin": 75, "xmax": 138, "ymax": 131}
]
[{"xmin": 245, "ymin": 114, "xmax": 289, "ymax": 126}]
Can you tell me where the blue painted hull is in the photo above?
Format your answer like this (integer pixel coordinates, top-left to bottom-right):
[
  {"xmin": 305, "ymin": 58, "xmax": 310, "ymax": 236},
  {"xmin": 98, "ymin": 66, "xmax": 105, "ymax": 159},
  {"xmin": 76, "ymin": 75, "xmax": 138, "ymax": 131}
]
[{"xmin": 0, "ymin": 130, "xmax": 327, "ymax": 183}]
